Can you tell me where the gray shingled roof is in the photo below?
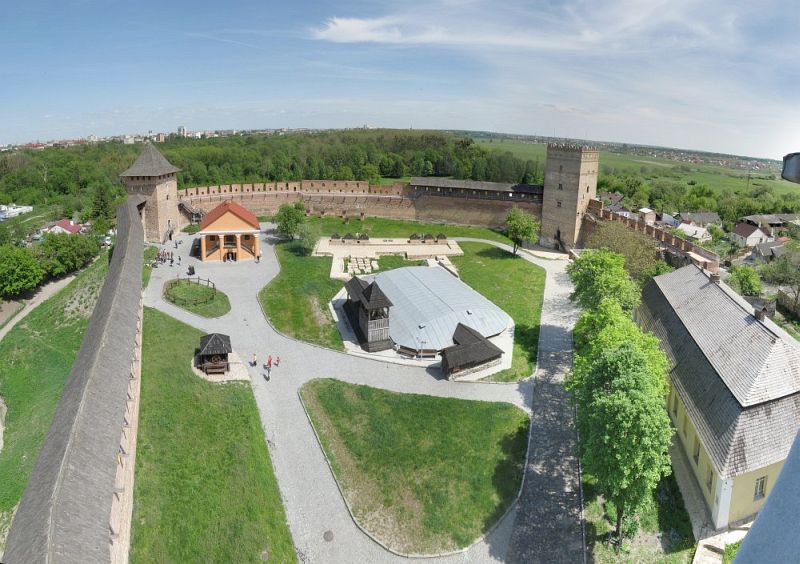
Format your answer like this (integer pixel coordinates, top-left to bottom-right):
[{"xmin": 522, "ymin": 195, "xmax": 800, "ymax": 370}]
[
  {"xmin": 408, "ymin": 177, "xmax": 543, "ymax": 194},
  {"xmin": 442, "ymin": 323, "xmax": 503, "ymax": 370},
  {"xmin": 4, "ymin": 198, "xmax": 144, "ymax": 563},
  {"xmin": 366, "ymin": 266, "xmax": 512, "ymax": 351},
  {"xmin": 638, "ymin": 265, "xmax": 800, "ymax": 478},
  {"xmin": 677, "ymin": 211, "xmax": 721, "ymax": 225},
  {"xmin": 120, "ymin": 143, "xmax": 180, "ymax": 177},
  {"xmin": 199, "ymin": 333, "xmax": 232, "ymax": 356}
]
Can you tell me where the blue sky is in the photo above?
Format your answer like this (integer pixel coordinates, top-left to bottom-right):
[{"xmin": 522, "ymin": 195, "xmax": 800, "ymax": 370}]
[{"xmin": 0, "ymin": 0, "xmax": 797, "ymax": 158}]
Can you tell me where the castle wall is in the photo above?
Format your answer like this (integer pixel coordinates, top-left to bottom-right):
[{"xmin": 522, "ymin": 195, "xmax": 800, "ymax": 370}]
[{"xmin": 179, "ymin": 191, "xmax": 541, "ymax": 229}]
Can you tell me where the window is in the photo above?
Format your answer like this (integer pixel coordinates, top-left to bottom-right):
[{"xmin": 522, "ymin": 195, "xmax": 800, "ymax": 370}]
[
  {"xmin": 754, "ymin": 476, "xmax": 767, "ymax": 500},
  {"xmin": 558, "ymin": 183, "xmax": 563, "ymax": 191},
  {"xmin": 706, "ymin": 468, "xmax": 714, "ymax": 491},
  {"xmin": 586, "ymin": 185, "xmax": 590, "ymax": 192},
  {"xmin": 693, "ymin": 438, "xmax": 700, "ymax": 464},
  {"xmin": 559, "ymin": 164, "xmax": 563, "ymax": 172},
  {"xmin": 556, "ymin": 201, "xmax": 562, "ymax": 208}
]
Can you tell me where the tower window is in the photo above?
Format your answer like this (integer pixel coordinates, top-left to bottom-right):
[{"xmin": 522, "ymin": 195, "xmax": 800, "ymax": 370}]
[
  {"xmin": 559, "ymin": 165, "xmax": 563, "ymax": 172},
  {"xmin": 558, "ymin": 183, "xmax": 563, "ymax": 191},
  {"xmin": 556, "ymin": 201, "xmax": 562, "ymax": 208},
  {"xmin": 586, "ymin": 186, "xmax": 589, "ymax": 192}
]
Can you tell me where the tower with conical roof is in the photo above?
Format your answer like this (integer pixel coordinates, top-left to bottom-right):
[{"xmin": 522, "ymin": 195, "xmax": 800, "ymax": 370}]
[{"xmin": 120, "ymin": 144, "xmax": 181, "ymax": 243}]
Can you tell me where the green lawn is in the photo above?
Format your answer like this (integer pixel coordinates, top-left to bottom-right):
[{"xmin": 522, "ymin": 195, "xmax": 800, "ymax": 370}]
[
  {"xmin": 164, "ymin": 279, "xmax": 231, "ymax": 318},
  {"xmin": 181, "ymin": 224, "xmax": 200, "ymax": 234},
  {"xmin": 142, "ymin": 246, "xmax": 157, "ymax": 288},
  {"xmin": 259, "ymin": 241, "xmax": 344, "ymax": 349},
  {"xmin": 583, "ymin": 471, "xmax": 695, "ymax": 563},
  {"xmin": 130, "ymin": 308, "xmax": 296, "ymax": 563},
  {"xmin": 0, "ymin": 253, "xmax": 108, "ymax": 547},
  {"xmin": 300, "ymin": 379, "xmax": 529, "ymax": 554},
  {"xmin": 723, "ymin": 540, "xmax": 742, "ymax": 564},
  {"xmin": 305, "ymin": 216, "xmax": 512, "ymax": 245},
  {"xmin": 451, "ymin": 243, "xmax": 546, "ymax": 382}
]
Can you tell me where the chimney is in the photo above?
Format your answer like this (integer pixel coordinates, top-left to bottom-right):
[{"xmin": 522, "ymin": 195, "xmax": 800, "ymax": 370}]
[
  {"xmin": 710, "ymin": 272, "xmax": 721, "ymax": 284},
  {"xmin": 755, "ymin": 307, "xmax": 767, "ymax": 322}
]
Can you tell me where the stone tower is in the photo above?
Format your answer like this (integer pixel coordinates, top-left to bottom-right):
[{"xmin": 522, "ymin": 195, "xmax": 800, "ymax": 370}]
[
  {"xmin": 539, "ymin": 143, "xmax": 599, "ymax": 248},
  {"xmin": 120, "ymin": 144, "xmax": 181, "ymax": 243}
]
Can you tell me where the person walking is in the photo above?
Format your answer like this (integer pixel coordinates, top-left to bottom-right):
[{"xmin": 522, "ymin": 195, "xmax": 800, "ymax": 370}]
[
  {"xmin": 251, "ymin": 353, "xmax": 257, "ymax": 367},
  {"xmin": 267, "ymin": 355, "xmax": 273, "ymax": 370},
  {"xmin": 275, "ymin": 356, "xmax": 280, "ymax": 367}
]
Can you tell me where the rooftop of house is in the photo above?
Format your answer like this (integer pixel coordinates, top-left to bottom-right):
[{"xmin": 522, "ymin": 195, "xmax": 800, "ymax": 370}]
[
  {"xmin": 199, "ymin": 333, "xmax": 232, "ymax": 356},
  {"xmin": 638, "ymin": 265, "xmax": 800, "ymax": 478},
  {"xmin": 198, "ymin": 200, "xmax": 260, "ymax": 231},
  {"xmin": 675, "ymin": 223, "xmax": 709, "ymax": 239},
  {"xmin": 53, "ymin": 218, "xmax": 81, "ymax": 233},
  {"xmin": 120, "ymin": 143, "xmax": 180, "ymax": 177},
  {"xmin": 733, "ymin": 222, "xmax": 765, "ymax": 238},
  {"xmin": 677, "ymin": 211, "xmax": 721, "ymax": 225},
  {"xmin": 345, "ymin": 277, "xmax": 393, "ymax": 310},
  {"xmin": 441, "ymin": 323, "xmax": 503, "ymax": 370}
]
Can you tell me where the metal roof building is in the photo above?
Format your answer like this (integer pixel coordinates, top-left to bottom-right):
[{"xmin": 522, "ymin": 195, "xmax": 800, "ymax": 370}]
[{"xmin": 367, "ymin": 266, "xmax": 512, "ymax": 352}]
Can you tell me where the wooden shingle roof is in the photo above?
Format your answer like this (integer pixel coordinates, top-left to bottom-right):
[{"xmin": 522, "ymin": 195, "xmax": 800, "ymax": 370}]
[
  {"xmin": 199, "ymin": 333, "xmax": 232, "ymax": 356},
  {"xmin": 442, "ymin": 323, "xmax": 503, "ymax": 370},
  {"xmin": 120, "ymin": 143, "xmax": 180, "ymax": 177}
]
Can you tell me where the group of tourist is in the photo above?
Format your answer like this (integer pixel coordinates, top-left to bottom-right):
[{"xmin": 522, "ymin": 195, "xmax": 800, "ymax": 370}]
[
  {"xmin": 155, "ymin": 249, "xmax": 180, "ymax": 267},
  {"xmin": 251, "ymin": 353, "xmax": 280, "ymax": 379}
]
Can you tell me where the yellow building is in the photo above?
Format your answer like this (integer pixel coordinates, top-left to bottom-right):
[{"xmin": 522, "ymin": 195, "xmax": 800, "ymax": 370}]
[
  {"xmin": 638, "ymin": 265, "xmax": 800, "ymax": 530},
  {"xmin": 197, "ymin": 200, "xmax": 260, "ymax": 261}
]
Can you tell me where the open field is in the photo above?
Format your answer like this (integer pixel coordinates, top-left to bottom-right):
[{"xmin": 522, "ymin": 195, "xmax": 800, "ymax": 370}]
[
  {"xmin": 131, "ymin": 308, "xmax": 296, "ymax": 563},
  {"xmin": 300, "ymin": 379, "xmax": 529, "ymax": 554},
  {"xmin": 583, "ymin": 471, "xmax": 695, "ymax": 563},
  {"xmin": 475, "ymin": 139, "xmax": 796, "ymax": 196},
  {"xmin": 451, "ymin": 243, "xmax": 546, "ymax": 382},
  {"xmin": 0, "ymin": 253, "xmax": 108, "ymax": 550},
  {"xmin": 164, "ymin": 279, "xmax": 231, "ymax": 318}
]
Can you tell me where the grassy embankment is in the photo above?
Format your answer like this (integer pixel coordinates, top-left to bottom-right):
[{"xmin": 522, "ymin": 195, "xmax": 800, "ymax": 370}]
[
  {"xmin": 583, "ymin": 471, "xmax": 695, "ymax": 563},
  {"xmin": 0, "ymin": 253, "xmax": 108, "ymax": 547},
  {"xmin": 300, "ymin": 379, "xmax": 529, "ymax": 554},
  {"xmin": 130, "ymin": 308, "xmax": 295, "ymax": 563},
  {"xmin": 451, "ymin": 242, "xmax": 545, "ymax": 382},
  {"xmin": 163, "ymin": 279, "xmax": 231, "ymax": 318},
  {"xmin": 141, "ymin": 246, "xmax": 157, "ymax": 288}
]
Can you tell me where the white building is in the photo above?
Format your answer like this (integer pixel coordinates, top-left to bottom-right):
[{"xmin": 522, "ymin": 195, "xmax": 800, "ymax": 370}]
[
  {"xmin": 731, "ymin": 222, "xmax": 773, "ymax": 248},
  {"xmin": 0, "ymin": 204, "xmax": 33, "ymax": 219},
  {"xmin": 675, "ymin": 222, "xmax": 712, "ymax": 242}
]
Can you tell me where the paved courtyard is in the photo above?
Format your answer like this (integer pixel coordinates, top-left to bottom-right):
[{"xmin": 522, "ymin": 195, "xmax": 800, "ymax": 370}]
[{"xmin": 143, "ymin": 227, "xmax": 582, "ymax": 563}]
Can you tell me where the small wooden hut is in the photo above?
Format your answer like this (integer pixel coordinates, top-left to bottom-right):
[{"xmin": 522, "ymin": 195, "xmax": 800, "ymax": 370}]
[{"xmin": 197, "ymin": 333, "xmax": 232, "ymax": 374}]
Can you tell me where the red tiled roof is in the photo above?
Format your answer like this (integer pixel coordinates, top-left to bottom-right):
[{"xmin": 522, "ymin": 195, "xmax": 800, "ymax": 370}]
[
  {"xmin": 199, "ymin": 200, "xmax": 260, "ymax": 231},
  {"xmin": 54, "ymin": 218, "xmax": 81, "ymax": 233}
]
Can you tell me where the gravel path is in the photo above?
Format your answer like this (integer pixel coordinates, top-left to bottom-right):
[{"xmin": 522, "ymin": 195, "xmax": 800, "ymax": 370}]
[{"xmin": 143, "ymin": 229, "xmax": 582, "ymax": 563}]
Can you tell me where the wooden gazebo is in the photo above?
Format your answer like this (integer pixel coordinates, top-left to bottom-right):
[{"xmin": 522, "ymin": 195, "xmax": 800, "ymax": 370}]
[{"xmin": 197, "ymin": 333, "xmax": 232, "ymax": 375}]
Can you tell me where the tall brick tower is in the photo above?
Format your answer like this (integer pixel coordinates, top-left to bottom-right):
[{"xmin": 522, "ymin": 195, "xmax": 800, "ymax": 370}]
[
  {"xmin": 539, "ymin": 143, "xmax": 599, "ymax": 248},
  {"xmin": 120, "ymin": 144, "xmax": 181, "ymax": 243}
]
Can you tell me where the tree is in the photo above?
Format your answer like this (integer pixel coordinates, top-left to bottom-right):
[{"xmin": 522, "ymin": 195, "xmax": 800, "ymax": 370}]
[
  {"xmin": 296, "ymin": 222, "xmax": 320, "ymax": 255},
  {"xmin": 0, "ymin": 244, "xmax": 45, "ymax": 298},
  {"xmin": 505, "ymin": 206, "xmax": 540, "ymax": 255},
  {"xmin": 90, "ymin": 183, "xmax": 113, "ymax": 221},
  {"xmin": 274, "ymin": 202, "xmax": 306, "ymax": 239},
  {"xmin": 34, "ymin": 233, "xmax": 99, "ymax": 278},
  {"xmin": 586, "ymin": 221, "xmax": 670, "ymax": 284},
  {"xmin": 761, "ymin": 249, "xmax": 800, "ymax": 309},
  {"xmin": 728, "ymin": 265, "xmax": 762, "ymax": 297},
  {"xmin": 0, "ymin": 223, "xmax": 10, "ymax": 246},
  {"xmin": 566, "ymin": 249, "xmax": 641, "ymax": 312},
  {"xmin": 566, "ymin": 342, "xmax": 673, "ymax": 541}
]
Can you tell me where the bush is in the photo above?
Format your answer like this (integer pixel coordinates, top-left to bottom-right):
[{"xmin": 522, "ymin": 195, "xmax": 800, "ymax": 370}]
[
  {"xmin": 34, "ymin": 233, "xmax": 99, "ymax": 278},
  {"xmin": 0, "ymin": 244, "xmax": 45, "ymax": 298}
]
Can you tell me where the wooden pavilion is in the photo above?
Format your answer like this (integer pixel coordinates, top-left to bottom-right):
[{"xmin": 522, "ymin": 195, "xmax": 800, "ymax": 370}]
[
  {"xmin": 197, "ymin": 200, "xmax": 260, "ymax": 261},
  {"xmin": 196, "ymin": 333, "xmax": 232, "ymax": 374}
]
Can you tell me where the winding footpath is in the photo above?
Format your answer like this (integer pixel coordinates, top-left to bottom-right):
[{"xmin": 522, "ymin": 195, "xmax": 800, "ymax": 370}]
[{"xmin": 143, "ymin": 229, "xmax": 582, "ymax": 563}]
